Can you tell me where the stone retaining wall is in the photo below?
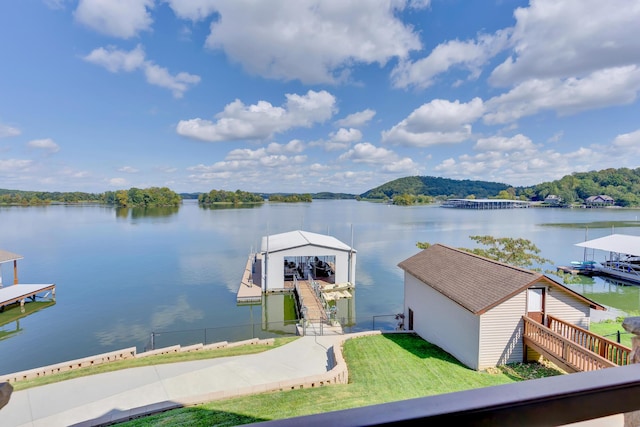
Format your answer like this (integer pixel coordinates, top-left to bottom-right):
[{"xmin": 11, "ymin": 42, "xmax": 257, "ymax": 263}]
[{"xmin": 0, "ymin": 338, "xmax": 275, "ymax": 384}]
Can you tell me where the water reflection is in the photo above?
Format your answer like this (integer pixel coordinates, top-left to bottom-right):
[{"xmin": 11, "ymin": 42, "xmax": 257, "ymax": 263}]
[
  {"xmin": 0, "ymin": 301, "xmax": 56, "ymax": 341},
  {"xmin": 200, "ymin": 203, "xmax": 263, "ymax": 211},
  {"xmin": 565, "ymin": 276, "xmax": 640, "ymax": 316},
  {"xmin": 95, "ymin": 295, "xmax": 204, "ymax": 346},
  {"xmin": 115, "ymin": 206, "xmax": 180, "ymax": 220}
]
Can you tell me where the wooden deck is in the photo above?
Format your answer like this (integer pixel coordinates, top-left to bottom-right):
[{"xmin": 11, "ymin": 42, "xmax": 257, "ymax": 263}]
[
  {"xmin": 523, "ymin": 315, "xmax": 631, "ymax": 372},
  {"xmin": 0, "ymin": 284, "xmax": 56, "ymax": 309}
]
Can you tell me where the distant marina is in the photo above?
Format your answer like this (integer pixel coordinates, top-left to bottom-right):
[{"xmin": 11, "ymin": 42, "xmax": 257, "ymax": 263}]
[{"xmin": 441, "ymin": 198, "xmax": 531, "ymax": 209}]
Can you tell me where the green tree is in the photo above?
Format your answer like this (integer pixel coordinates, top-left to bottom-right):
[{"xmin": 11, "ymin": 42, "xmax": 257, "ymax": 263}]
[{"xmin": 416, "ymin": 235, "xmax": 551, "ymax": 269}]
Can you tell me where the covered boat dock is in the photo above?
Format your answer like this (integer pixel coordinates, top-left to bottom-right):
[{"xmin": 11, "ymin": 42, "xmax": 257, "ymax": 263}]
[{"xmin": 0, "ymin": 250, "xmax": 56, "ymax": 311}]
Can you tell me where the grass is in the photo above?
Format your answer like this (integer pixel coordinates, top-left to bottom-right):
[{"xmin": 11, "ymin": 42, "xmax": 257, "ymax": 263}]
[
  {"xmin": 10, "ymin": 337, "xmax": 299, "ymax": 391},
  {"xmin": 590, "ymin": 318, "xmax": 633, "ymax": 348},
  {"xmin": 116, "ymin": 333, "xmax": 564, "ymax": 426}
]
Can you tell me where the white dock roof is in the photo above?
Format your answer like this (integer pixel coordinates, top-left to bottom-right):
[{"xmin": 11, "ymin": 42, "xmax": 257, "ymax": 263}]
[
  {"xmin": 261, "ymin": 230, "xmax": 355, "ymax": 253},
  {"xmin": 0, "ymin": 250, "xmax": 23, "ymax": 264},
  {"xmin": 575, "ymin": 234, "xmax": 640, "ymax": 256}
]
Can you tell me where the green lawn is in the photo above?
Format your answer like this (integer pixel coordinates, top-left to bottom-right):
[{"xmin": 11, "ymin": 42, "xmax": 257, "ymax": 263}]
[
  {"xmin": 590, "ymin": 318, "xmax": 633, "ymax": 348},
  {"xmin": 116, "ymin": 333, "xmax": 564, "ymax": 426}
]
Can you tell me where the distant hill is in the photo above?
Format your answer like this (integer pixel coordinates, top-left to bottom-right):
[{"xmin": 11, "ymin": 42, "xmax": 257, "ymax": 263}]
[
  {"xmin": 517, "ymin": 167, "xmax": 640, "ymax": 207},
  {"xmin": 360, "ymin": 176, "xmax": 510, "ymax": 199}
]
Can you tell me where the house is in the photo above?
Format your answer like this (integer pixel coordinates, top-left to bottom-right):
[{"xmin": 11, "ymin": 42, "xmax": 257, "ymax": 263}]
[
  {"xmin": 585, "ymin": 195, "xmax": 615, "ymax": 207},
  {"xmin": 254, "ymin": 230, "xmax": 356, "ymax": 292},
  {"xmin": 544, "ymin": 194, "xmax": 562, "ymax": 205},
  {"xmin": 398, "ymin": 244, "xmax": 604, "ymax": 371}
]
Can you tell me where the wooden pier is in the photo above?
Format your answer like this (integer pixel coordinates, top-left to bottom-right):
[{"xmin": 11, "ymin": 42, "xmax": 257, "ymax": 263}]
[{"xmin": 236, "ymin": 254, "xmax": 262, "ymax": 304}]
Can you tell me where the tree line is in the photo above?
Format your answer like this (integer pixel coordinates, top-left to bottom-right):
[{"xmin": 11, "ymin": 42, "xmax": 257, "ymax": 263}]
[
  {"xmin": 0, "ymin": 187, "xmax": 182, "ymax": 207},
  {"xmin": 3, "ymin": 167, "xmax": 640, "ymax": 207},
  {"xmin": 198, "ymin": 189, "xmax": 264, "ymax": 205}
]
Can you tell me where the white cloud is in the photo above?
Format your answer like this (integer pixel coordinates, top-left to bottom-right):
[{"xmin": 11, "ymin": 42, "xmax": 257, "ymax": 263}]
[
  {"xmin": 0, "ymin": 159, "xmax": 33, "ymax": 172},
  {"xmin": 484, "ymin": 66, "xmax": 640, "ymax": 125},
  {"xmin": 84, "ymin": 45, "xmax": 146, "ymax": 73},
  {"xmin": 339, "ymin": 142, "xmax": 392, "ymax": 163},
  {"xmin": 432, "ymin": 128, "xmax": 640, "ymax": 187},
  {"xmin": 108, "ymin": 177, "xmax": 128, "ymax": 186},
  {"xmin": 331, "ymin": 128, "xmax": 362, "ymax": 143},
  {"xmin": 392, "ymin": 31, "xmax": 511, "ymax": 89},
  {"xmin": 156, "ymin": 166, "xmax": 178, "ymax": 173},
  {"xmin": 612, "ymin": 129, "xmax": 640, "ymax": 150},
  {"xmin": 474, "ymin": 134, "xmax": 537, "ymax": 152},
  {"xmin": 118, "ymin": 166, "xmax": 139, "ymax": 173},
  {"xmin": 0, "ymin": 124, "xmax": 20, "ymax": 138},
  {"xmin": 266, "ymin": 140, "xmax": 305, "ymax": 154},
  {"xmin": 84, "ymin": 45, "xmax": 200, "ymax": 98},
  {"xmin": 27, "ymin": 138, "xmax": 60, "ymax": 153},
  {"xmin": 203, "ymin": 0, "xmax": 422, "ymax": 84},
  {"xmin": 317, "ymin": 128, "xmax": 363, "ymax": 152},
  {"xmin": 382, "ymin": 98, "xmax": 484, "ymax": 146},
  {"xmin": 490, "ymin": 0, "xmax": 640, "ymax": 87},
  {"xmin": 334, "ymin": 109, "xmax": 376, "ymax": 128},
  {"xmin": 338, "ymin": 142, "xmax": 417, "ymax": 174},
  {"xmin": 143, "ymin": 64, "xmax": 201, "ymax": 98},
  {"xmin": 176, "ymin": 90, "xmax": 336, "ymax": 142},
  {"xmin": 165, "ymin": 0, "xmax": 218, "ymax": 21},
  {"xmin": 74, "ymin": 0, "xmax": 154, "ymax": 39}
]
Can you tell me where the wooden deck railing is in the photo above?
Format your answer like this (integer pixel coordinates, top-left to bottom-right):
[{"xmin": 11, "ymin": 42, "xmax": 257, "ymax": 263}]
[
  {"xmin": 523, "ymin": 316, "xmax": 616, "ymax": 372},
  {"xmin": 547, "ymin": 315, "xmax": 632, "ymax": 366}
]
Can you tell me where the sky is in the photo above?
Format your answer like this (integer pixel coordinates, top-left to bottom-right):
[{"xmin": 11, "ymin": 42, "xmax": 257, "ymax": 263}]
[{"xmin": 1, "ymin": 0, "xmax": 640, "ymax": 195}]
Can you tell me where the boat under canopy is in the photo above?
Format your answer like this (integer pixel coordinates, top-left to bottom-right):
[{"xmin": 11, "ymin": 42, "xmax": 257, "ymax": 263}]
[
  {"xmin": 575, "ymin": 234, "xmax": 640, "ymax": 256},
  {"xmin": 575, "ymin": 234, "xmax": 640, "ymax": 284}
]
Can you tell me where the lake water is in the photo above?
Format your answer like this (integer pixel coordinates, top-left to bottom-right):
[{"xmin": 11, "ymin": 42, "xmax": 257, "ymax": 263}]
[{"xmin": 2, "ymin": 200, "xmax": 640, "ymax": 375}]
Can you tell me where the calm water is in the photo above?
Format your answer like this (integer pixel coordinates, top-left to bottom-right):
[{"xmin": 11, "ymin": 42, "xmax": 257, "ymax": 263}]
[{"xmin": 1, "ymin": 200, "xmax": 640, "ymax": 375}]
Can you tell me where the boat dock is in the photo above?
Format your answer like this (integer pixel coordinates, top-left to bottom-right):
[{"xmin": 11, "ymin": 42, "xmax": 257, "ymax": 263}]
[
  {"xmin": 0, "ymin": 284, "xmax": 56, "ymax": 310},
  {"xmin": 236, "ymin": 253, "xmax": 262, "ymax": 304},
  {"xmin": 0, "ymin": 249, "xmax": 56, "ymax": 310}
]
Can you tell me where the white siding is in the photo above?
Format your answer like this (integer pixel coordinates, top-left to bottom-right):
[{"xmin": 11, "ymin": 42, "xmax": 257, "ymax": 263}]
[
  {"xmin": 404, "ymin": 273, "xmax": 480, "ymax": 370},
  {"xmin": 478, "ymin": 292, "xmax": 527, "ymax": 369},
  {"xmin": 546, "ymin": 284, "xmax": 591, "ymax": 329}
]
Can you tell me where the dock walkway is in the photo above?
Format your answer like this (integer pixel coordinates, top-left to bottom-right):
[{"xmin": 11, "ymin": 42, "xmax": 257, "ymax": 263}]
[
  {"xmin": 295, "ymin": 279, "xmax": 326, "ymax": 321},
  {"xmin": 236, "ymin": 254, "xmax": 262, "ymax": 304}
]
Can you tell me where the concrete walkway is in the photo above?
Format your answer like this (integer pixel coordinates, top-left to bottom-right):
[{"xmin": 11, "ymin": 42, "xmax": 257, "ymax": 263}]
[{"xmin": 0, "ymin": 335, "xmax": 347, "ymax": 427}]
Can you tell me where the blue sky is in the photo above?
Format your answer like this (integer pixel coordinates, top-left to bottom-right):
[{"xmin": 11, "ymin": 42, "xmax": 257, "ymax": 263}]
[{"xmin": 1, "ymin": 0, "xmax": 640, "ymax": 195}]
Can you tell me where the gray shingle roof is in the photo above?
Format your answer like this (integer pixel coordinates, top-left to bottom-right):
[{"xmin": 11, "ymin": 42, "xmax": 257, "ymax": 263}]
[{"xmin": 398, "ymin": 243, "xmax": 602, "ymax": 314}]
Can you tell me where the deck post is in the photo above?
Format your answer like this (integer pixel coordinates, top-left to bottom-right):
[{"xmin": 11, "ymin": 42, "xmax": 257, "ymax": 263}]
[
  {"xmin": 13, "ymin": 260, "xmax": 18, "ymax": 285},
  {"xmin": 622, "ymin": 317, "xmax": 640, "ymax": 426}
]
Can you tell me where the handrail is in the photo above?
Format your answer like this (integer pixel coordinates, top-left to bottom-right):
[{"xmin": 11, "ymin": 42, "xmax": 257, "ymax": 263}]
[
  {"xmin": 293, "ymin": 276, "xmax": 307, "ymax": 320},
  {"xmin": 547, "ymin": 315, "xmax": 631, "ymax": 366},
  {"xmin": 523, "ymin": 316, "xmax": 615, "ymax": 372}
]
